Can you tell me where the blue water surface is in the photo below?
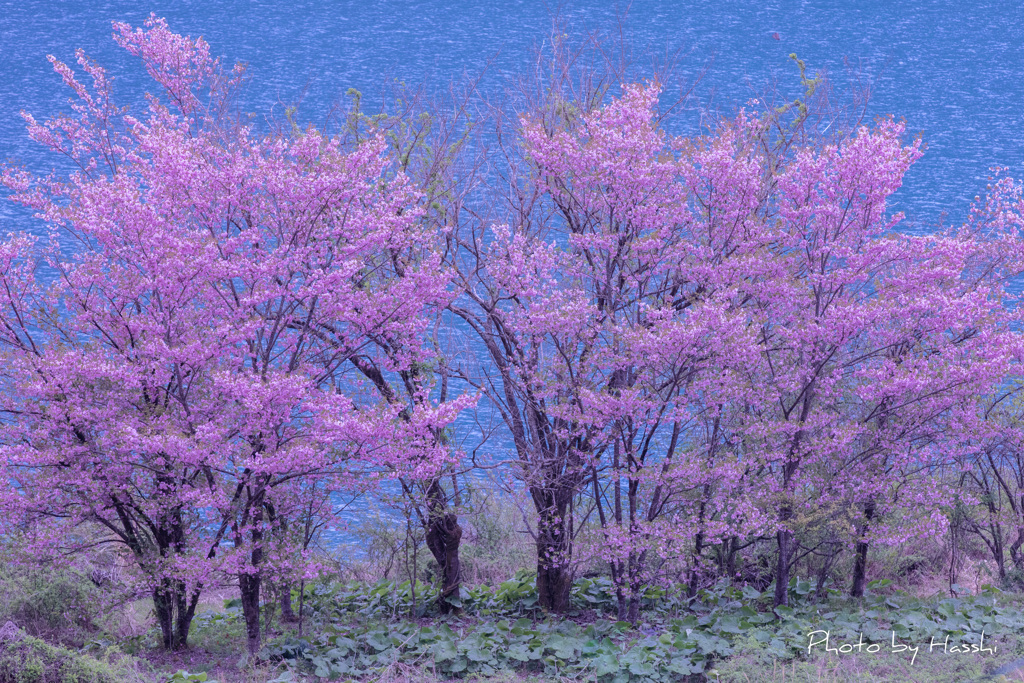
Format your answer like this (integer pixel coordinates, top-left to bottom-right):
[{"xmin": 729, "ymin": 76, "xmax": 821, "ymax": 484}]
[{"xmin": 2, "ymin": 1, "xmax": 1022, "ymax": 229}]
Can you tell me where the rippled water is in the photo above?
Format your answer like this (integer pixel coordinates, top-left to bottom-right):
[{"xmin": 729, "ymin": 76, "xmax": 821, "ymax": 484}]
[
  {"xmin": 2, "ymin": 1, "xmax": 1023, "ymax": 228},
  {"xmin": 1, "ymin": 0, "xmax": 1022, "ymax": 543}
]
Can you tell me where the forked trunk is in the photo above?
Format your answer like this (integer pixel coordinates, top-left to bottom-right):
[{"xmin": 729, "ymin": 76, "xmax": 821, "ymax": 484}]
[
  {"xmin": 425, "ymin": 512, "xmax": 463, "ymax": 613},
  {"xmin": 152, "ymin": 578, "xmax": 198, "ymax": 650},
  {"xmin": 174, "ymin": 587, "xmax": 198, "ymax": 648},
  {"xmin": 1009, "ymin": 526, "xmax": 1024, "ymax": 573},
  {"xmin": 424, "ymin": 481, "xmax": 463, "ymax": 614},
  {"xmin": 850, "ymin": 500, "xmax": 875, "ymax": 598},
  {"xmin": 153, "ymin": 585, "xmax": 175, "ymax": 650}
]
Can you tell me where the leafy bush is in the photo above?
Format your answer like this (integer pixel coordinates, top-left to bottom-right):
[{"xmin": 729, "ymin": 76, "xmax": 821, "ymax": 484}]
[
  {"xmin": 0, "ymin": 630, "xmax": 147, "ymax": 683},
  {"xmin": 0, "ymin": 565, "xmax": 104, "ymax": 647}
]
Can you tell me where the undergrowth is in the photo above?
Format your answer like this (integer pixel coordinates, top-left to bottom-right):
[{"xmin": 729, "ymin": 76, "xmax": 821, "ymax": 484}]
[{"xmin": 232, "ymin": 574, "xmax": 1024, "ymax": 682}]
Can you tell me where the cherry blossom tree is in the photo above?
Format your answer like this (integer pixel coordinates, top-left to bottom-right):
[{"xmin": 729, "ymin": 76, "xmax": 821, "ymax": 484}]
[
  {"xmin": 444, "ymin": 29, "xmax": 721, "ymax": 613},
  {"xmin": 510, "ymin": 83, "xmax": 764, "ymax": 620},
  {"xmin": 326, "ymin": 85, "xmax": 483, "ymax": 614},
  {"xmin": 720, "ymin": 114, "xmax": 1021, "ymax": 605},
  {"xmin": 0, "ymin": 16, "xmax": 468, "ymax": 653},
  {"xmin": 936, "ymin": 175, "xmax": 1024, "ymax": 586},
  {"xmin": 470, "ymin": 61, "xmax": 1022, "ymax": 613}
]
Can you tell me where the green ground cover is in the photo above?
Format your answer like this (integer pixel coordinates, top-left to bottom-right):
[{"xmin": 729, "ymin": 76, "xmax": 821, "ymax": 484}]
[
  {"xmin": 3, "ymin": 555, "xmax": 1024, "ymax": 682},
  {"xmin": 129, "ymin": 574, "xmax": 1024, "ymax": 683}
]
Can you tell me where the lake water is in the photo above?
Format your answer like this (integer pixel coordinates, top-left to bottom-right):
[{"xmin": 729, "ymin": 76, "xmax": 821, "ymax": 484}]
[
  {"xmin": 1, "ymin": 0, "xmax": 1023, "ymax": 545},
  {"xmin": 2, "ymin": 1, "xmax": 1023, "ymax": 229},
  {"xmin": 2, "ymin": 0, "xmax": 1024, "ymax": 231}
]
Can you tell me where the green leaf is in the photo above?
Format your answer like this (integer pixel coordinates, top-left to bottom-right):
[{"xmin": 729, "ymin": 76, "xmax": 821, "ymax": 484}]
[
  {"xmin": 364, "ymin": 632, "xmax": 390, "ymax": 652},
  {"xmin": 716, "ymin": 616, "xmax": 743, "ymax": 634},
  {"xmin": 629, "ymin": 660, "xmax": 657, "ymax": 676},
  {"xmin": 592, "ymin": 653, "xmax": 620, "ymax": 676},
  {"xmin": 742, "ymin": 586, "xmax": 762, "ymax": 600},
  {"xmin": 667, "ymin": 657, "xmax": 698, "ymax": 675},
  {"xmin": 432, "ymin": 640, "xmax": 457, "ymax": 662},
  {"xmin": 505, "ymin": 644, "xmax": 532, "ymax": 662},
  {"xmin": 547, "ymin": 634, "xmax": 576, "ymax": 659}
]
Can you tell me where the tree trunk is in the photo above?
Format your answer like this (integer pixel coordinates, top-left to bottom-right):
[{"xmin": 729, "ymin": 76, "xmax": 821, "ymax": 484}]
[
  {"xmin": 949, "ymin": 511, "xmax": 963, "ymax": 595},
  {"xmin": 270, "ymin": 510, "xmax": 297, "ymax": 623},
  {"xmin": 776, "ymin": 391, "xmax": 811, "ymax": 610},
  {"xmin": 279, "ymin": 583, "xmax": 297, "ymax": 623},
  {"xmin": 612, "ymin": 561, "xmax": 627, "ymax": 621},
  {"xmin": 1009, "ymin": 526, "xmax": 1024, "ymax": 572},
  {"xmin": 687, "ymin": 531, "xmax": 705, "ymax": 599},
  {"xmin": 992, "ymin": 531, "xmax": 1006, "ymax": 582},
  {"xmin": 535, "ymin": 503, "xmax": 573, "ymax": 612},
  {"xmin": 814, "ymin": 541, "xmax": 839, "ymax": 603},
  {"xmin": 725, "ymin": 537, "xmax": 739, "ymax": 579},
  {"xmin": 174, "ymin": 584, "xmax": 199, "ymax": 648},
  {"xmin": 153, "ymin": 578, "xmax": 196, "ymax": 650},
  {"xmin": 850, "ymin": 500, "xmax": 876, "ymax": 598},
  {"xmin": 423, "ymin": 481, "xmax": 463, "ymax": 614},
  {"xmin": 625, "ymin": 553, "xmax": 646, "ymax": 624},
  {"xmin": 626, "ymin": 593, "xmax": 641, "ymax": 624},
  {"xmin": 982, "ymin": 517, "xmax": 1006, "ymax": 581},
  {"xmin": 153, "ymin": 584, "xmax": 175, "ymax": 650},
  {"xmin": 536, "ymin": 555, "xmax": 572, "ymax": 612},
  {"xmin": 239, "ymin": 572, "xmax": 262, "ymax": 656},
  {"xmin": 774, "ymin": 517, "xmax": 793, "ymax": 608},
  {"xmin": 237, "ymin": 496, "xmax": 266, "ymax": 657},
  {"xmin": 149, "ymin": 505, "xmax": 200, "ymax": 650}
]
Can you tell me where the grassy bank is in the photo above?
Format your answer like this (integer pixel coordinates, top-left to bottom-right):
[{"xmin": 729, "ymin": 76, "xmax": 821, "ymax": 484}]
[
  {"xmin": 4, "ymin": 562, "xmax": 1024, "ymax": 683},
  {"xmin": 3, "ymin": 499, "xmax": 1024, "ymax": 683}
]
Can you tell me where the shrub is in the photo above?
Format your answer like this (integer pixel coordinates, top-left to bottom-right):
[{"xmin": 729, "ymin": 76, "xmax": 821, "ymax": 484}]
[
  {"xmin": 0, "ymin": 629, "xmax": 148, "ymax": 683},
  {"xmin": 457, "ymin": 490, "xmax": 536, "ymax": 587},
  {"xmin": 0, "ymin": 565, "xmax": 103, "ymax": 647}
]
